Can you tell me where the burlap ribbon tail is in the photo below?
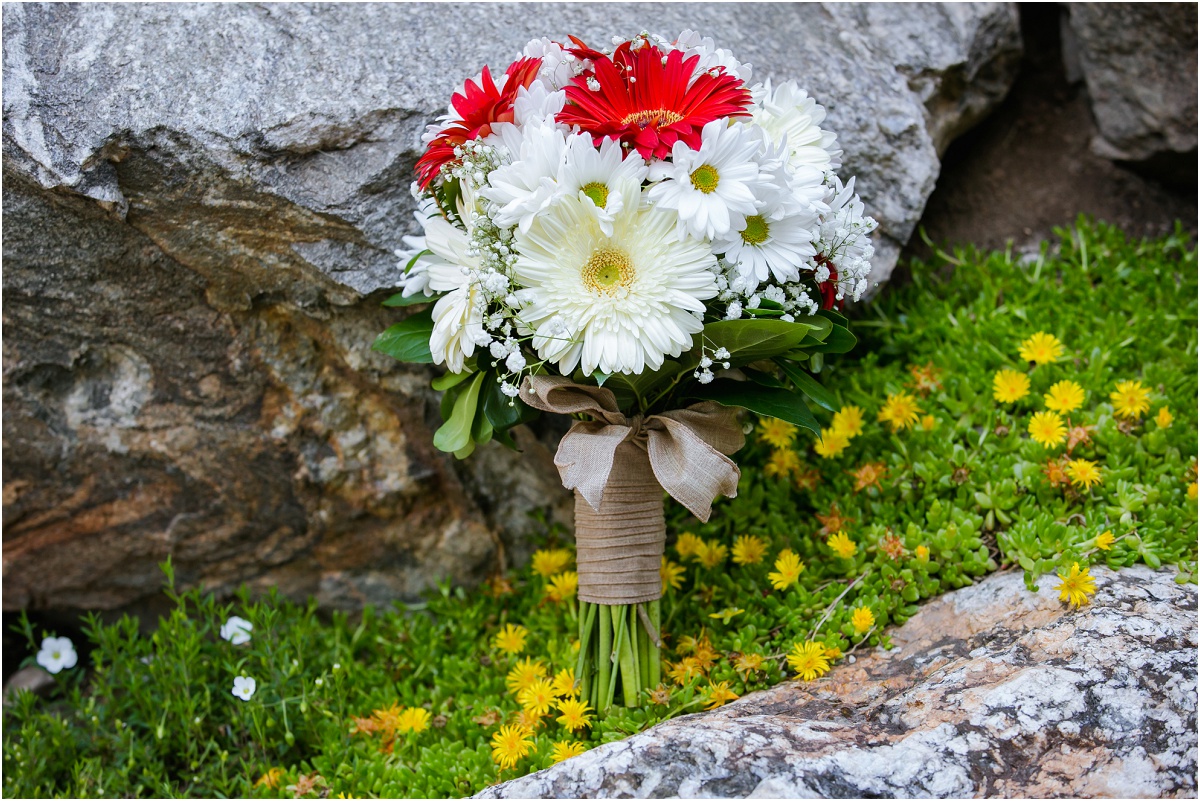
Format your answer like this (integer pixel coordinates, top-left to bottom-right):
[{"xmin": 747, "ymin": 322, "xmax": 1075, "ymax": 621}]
[{"xmin": 520, "ymin": 375, "xmax": 744, "ymax": 605}]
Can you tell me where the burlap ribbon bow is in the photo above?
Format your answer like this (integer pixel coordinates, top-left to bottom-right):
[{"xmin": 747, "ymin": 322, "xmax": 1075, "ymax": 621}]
[{"xmin": 521, "ymin": 375, "xmax": 744, "ymax": 522}]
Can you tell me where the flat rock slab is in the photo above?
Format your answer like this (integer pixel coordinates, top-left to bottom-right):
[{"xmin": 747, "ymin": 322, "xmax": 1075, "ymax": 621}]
[{"xmin": 480, "ymin": 566, "xmax": 1198, "ymax": 798}]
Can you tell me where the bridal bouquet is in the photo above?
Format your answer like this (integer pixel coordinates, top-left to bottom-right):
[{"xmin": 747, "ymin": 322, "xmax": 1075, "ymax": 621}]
[{"xmin": 376, "ymin": 30, "xmax": 876, "ymax": 709}]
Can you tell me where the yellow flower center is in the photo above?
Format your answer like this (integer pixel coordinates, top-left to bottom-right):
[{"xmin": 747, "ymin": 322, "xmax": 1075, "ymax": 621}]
[
  {"xmin": 621, "ymin": 108, "xmax": 685, "ymax": 128},
  {"xmin": 582, "ymin": 247, "xmax": 634, "ymax": 294},
  {"xmin": 581, "ymin": 181, "xmax": 609, "ymax": 209},
  {"xmin": 741, "ymin": 215, "xmax": 770, "ymax": 245},
  {"xmin": 690, "ymin": 164, "xmax": 721, "ymax": 194}
]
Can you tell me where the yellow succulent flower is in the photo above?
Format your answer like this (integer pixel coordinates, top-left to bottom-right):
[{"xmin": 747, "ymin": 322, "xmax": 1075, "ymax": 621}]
[
  {"xmin": 831, "ymin": 405, "xmax": 865, "ymax": 438},
  {"xmin": 550, "ymin": 740, "xmax": 588, "ymax": 763},
  {"xmin": 731, "ymin": 535, "xmax": 768, "ymax": 566},
  {"xmin": 531, "ymin": 548, "xmax": 572, "ymax": 578},
  {"xmin": 787, "ymin": 641, "xmax": 831, "ymax": 681},
  {"xmin": 814, "ymin": 427, "xmax": 851, "ymax": 458},
  {"xmin": 660, "ymin": 557, "xmax": 686, "ymax": 592},
  {"xmin": 1044, "ymin": 380, "xmax": 1085, "ymax": 413},
  {"xmin": 1066, "ymin": 458, "xmax": 1102, "ymax": 489},
  {"xmin": 827, "ymin": 531, "xmax": 857, "ymax": 559},
  {"xmin": 877, "ymin": 392, "xmax": 922, "ymax": 432},
  {"xmin": 490, "ymin": 724, "xmax": 534, "ymax": 770},
  {"xmin": 992, "ymin": 369, "xmax": 1031, "ymax": 403},
  {"xmin": 850, "ymin": 607, "xmax": 875, "ymax": 635},
  {"xmin": 1055, "ymin": 562, "xmax": 1097, "ymax": 608},
  {"xmin": 1018, "ymin": 332, "xmax": 1064, "ymax": 365},
  {"xmin": 1110, "ymin": 380, "xmax": 1151, "ymax": 419},
  {"xmin": 1028, "ymin": 411, "xmax": 1067, "ymax": 448},
  {"xmin": 492, "ymin": 624, "xmax": 528, "ymax": 655},
  {"xmin": 768, "ymin": 549, "xmax": 805, "ymax": 590},
  {"xmin": 757, "ymin": 417, "xmax": 798, "ymax": 449}
]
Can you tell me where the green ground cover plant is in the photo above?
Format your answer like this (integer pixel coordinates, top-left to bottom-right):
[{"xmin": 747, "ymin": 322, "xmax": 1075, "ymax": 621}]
[{"xmin": 5, "ymin": 219, "xmax": 1196, "ymax": 799}]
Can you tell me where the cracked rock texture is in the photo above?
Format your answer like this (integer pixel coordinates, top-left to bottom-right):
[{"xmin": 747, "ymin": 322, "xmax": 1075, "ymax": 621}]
[
  {"xmin": 1062, "ymin": 3, "xmax": 1197, "ymax": 173},
  {"xmin": 2, "ymin": 3, "xmax": 1020, "ymax": 612},
  {"xmin": 480, "ymin": 566, "xmax": 1198, "ymax": 799}
]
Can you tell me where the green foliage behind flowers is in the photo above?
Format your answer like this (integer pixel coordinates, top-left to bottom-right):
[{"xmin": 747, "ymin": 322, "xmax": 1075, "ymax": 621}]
[{"xmin": 4, "ymin": 219, "xmax": 1195, "ymax": 799}]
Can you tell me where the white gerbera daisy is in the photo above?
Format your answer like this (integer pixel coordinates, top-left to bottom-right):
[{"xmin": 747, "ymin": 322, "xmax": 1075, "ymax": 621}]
[
  {"xmin": 396, "ymin": 197, "xmax": 443, "ymax": 299},
  {"xmin": 647, "ymin": 119, "xmax": 771, "ymax": 241},
  {"xmin": 512, "ymin": 188, "xmax": 718, "ymax": 375},
  {"xmin": 669, "ymin": 29, "xmax": 753, "ymax": 84},
  {"xmin": 557, "ymin": 135, "xmax": 648, "ymax": 236},
  {"xmin": 511, "ymin": 81, "xmax": 567, "ymax": 129},
  {"xmin": 523, "ymin": 37, "xmax": 580, "ymax": 90},
  {"xmin": 483, "ymin": 124, "xmax": 568, "ymax": 233},
  {"xmin": 423, "ymin": 216, "xmax": 488, "ymax": 372},
  {"xmin": 750, "ymin": 79, "xmax": 842, "ymax": 173}
]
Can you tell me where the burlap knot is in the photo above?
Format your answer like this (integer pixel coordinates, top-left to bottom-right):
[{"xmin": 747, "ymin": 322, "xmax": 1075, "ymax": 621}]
[{"xmin": 520, "ymin": 375, "xmax": 745, "ymax": 522}]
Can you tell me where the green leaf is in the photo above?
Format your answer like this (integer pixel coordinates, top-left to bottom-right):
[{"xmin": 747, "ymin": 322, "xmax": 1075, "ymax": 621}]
[
  {"xmin": 482, "ymin": 377, "xmax": 539, "ymax": 438},
  {"xmin": 372, "ymin": 308, "xmax": 434, "ymax": 364},
  {"xmin": 701, "ymin": 319, "xmax": 822, "ymax": 366},
  {"xmin": 382, "ymin": 291, "xmax": 435, "ymax": 308},
  {"xmin": 432, "ymin": 371, "xmax": 473, "ymax": 392},
  {"xmin": 688, "ymin": 379, "xmax": 820, "ymax": 435},
  {"xmin": 817, "ymin": 308, "xmax": 849, "ymax": 327},
  {"xmin": 809, "ymin": 323, "xmax": 857, "ymax": 354},
  {"xmin": 433, "ymin": 372, "xmax": 484, "ymax": 454},
  {"xmin": 741, "ymin": 367, "xmax": 786, "ymax": 388},
  {"xmin": 775, "ymin": 360, "xmax": 838, "ymax": 412}
]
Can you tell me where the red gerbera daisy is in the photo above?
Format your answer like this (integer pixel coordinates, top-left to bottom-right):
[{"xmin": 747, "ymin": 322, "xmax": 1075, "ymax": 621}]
[
  {"xmin": 416, "ymin": 57, "xmax": 541, "ymax": 189},
  {"xmin": 557, "ymin": 44, "xmax": 751, "ymax": 161}
]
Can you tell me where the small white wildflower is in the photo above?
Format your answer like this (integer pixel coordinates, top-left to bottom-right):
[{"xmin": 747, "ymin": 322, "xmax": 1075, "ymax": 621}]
[
  {"xmin": 699, "ymin": 356, "xmax": 713, "ymax": 369},
  {"xmin": 231, "ymin": 676, "xmax": 256, "ymax": 702},
  {"xmin": 695, "ymin": 369, "xmax": 715, "ymax": 385},
  {"xmin": 333, "ymin": 663, "xmax": 341, "ymax": 670},
  {"xmin": 314, "ymin": 678, "xmax": 324, "ymax": 687},
  {"xmin": 713, "ymin": 347, "xmax": 731, "ymax": 360},
  {"xmin": 725, "ymin": 300, "xmax": 743, "ymax": 320},
  {"xmin": 219, "ymin": 616, "xmax": 252, "ymax": 646},
  {"xmin": 36, "ymin": 636, "xmax": 77, "ymax": 675},
  {"xmin": 501, "ymin": 382, "xmax": 521, "ymax": 398},
  {"xmin": 490, "ymin": 341, "xmax": 508, "ymax": 359},
  {"xmin": 586, "ymin": 77, "xmax": 601, "ymax": 91}
]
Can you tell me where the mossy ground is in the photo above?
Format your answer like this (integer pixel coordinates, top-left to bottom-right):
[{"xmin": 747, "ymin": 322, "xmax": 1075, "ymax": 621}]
[{"xmin": 5, "ymin": 220, "xmax": 1196, "ymax": 799}]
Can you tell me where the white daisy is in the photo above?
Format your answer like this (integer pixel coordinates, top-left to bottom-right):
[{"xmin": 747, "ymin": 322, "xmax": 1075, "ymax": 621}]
[
  {"xmin": 713, "ymin": 197, "xmax": 819, "ymax": 290},
  {"xmin": 483, "ymin": 124, "xmax": 568, "ymax": 233},
  {"xmin": 556, "ymin": 134, "xmax": 648, "ymax": 236},
  {"xmin": 750, "ymin": 79, "xmax": 842, "ymax": 173},
  {"xmin": 422, "ymin": 216, "xmax": 488, "ymax": 372},
  {"xmin": 646, "ymin": 119, "xmax": 771, "ymax": 241},
  {"xmin": 512, "ymin": 188, "xmax": 718, "ymax": 375}
]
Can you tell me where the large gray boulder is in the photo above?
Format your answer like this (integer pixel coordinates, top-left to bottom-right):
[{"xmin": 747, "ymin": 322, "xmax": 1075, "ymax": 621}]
[
  {"xmin": 2, "ymin": 3, "xmax": 1021, "ymax": 612},
  {"xmin": 480, "ymin": 566, "xmax": 1198, "ymax": 798},
  {"xmin": 1063, "ymin": 3, "xmax": 1197, "ymax": 171}
]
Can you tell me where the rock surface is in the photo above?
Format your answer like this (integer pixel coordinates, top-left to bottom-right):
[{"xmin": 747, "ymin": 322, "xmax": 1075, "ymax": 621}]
[
  {"xmin": 1063, "ymin": 3, "xmax": 1197, "ymax": 172},
  {"xmin": 2, "ymin": 3, "xmax": 1020, "ymax": 613},
  {"xmin": 480, "ymin": 566, "xmax": 1198, "ymax": 799}
]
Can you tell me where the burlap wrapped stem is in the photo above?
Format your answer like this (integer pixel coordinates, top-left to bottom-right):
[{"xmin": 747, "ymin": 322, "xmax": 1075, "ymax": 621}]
[
  {"xmin": 520, "ymin": 375, "xmax": 745, "ymax": 707},
  {"xmin": 521, "ymin": 375, "xmax": 745, "ymax": 601}
]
